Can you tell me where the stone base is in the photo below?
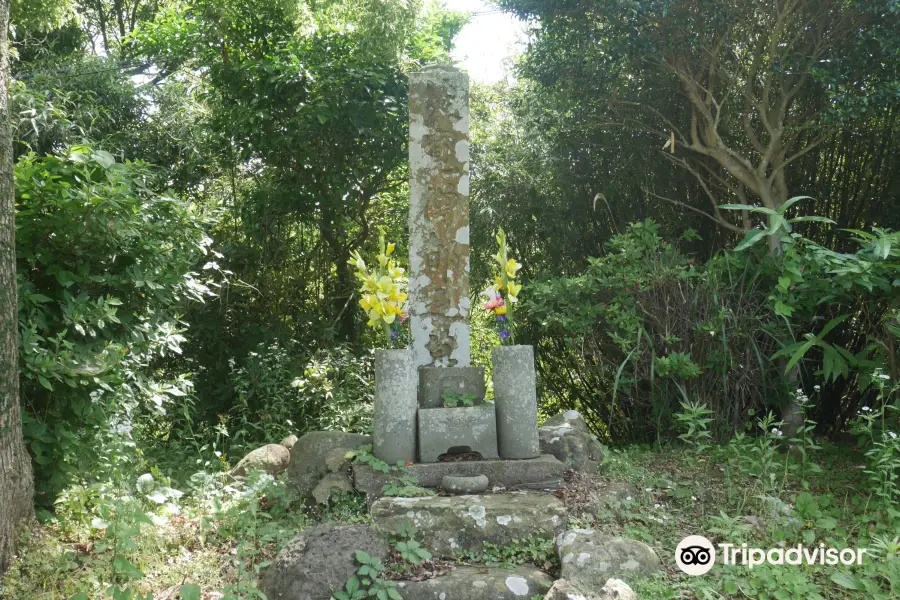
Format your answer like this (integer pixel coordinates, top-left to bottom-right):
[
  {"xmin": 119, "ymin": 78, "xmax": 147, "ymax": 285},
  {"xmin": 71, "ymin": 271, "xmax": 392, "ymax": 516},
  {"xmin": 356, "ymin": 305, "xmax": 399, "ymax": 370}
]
[
  {"xmin": 418, "ymin": 366, "xmax": 486, "ymax": 408},
  {"xmin": 352, "ymin": 454, "xmax": 566, "ymax": 501},
  {"xmin": 418, "ymin": 406, "xmax": 499, "ymax": 463},
  {"xmin": 396, "ymin": 566, "xmax": 553, "ymax": 600},
  {"xmin": 371, "ymin": 493, "xmax": 567, "ymax": 556}
]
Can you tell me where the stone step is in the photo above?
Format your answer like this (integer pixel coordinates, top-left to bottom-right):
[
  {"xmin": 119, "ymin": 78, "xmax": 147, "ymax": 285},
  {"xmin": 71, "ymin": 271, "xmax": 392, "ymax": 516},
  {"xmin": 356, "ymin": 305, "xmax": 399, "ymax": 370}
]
[
  {"xmin": 396, "ymin": 566, "xmax": 553, "ymax": 600},
  {"xmin": 370, "ymin": 493, "xmax": 567, "ymax": 557},
  {"xmin": 556, "ymin": 528, "xmax": 661, "ymax": 590},
  {"xmin": 353, "ymin": 454, "xmax": 566, "ymax": 501}
]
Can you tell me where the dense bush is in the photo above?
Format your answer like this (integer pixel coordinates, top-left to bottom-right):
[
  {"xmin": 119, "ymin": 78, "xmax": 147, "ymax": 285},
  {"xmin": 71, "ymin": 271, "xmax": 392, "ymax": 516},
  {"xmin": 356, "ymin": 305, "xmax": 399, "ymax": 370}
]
[
  {"xmin": 521, "ymin": 218, "xmax": 899, "ymax": 442},
  {"xmin": 16, "ymin": 145, "xmax": 215, "ymax": 503}
]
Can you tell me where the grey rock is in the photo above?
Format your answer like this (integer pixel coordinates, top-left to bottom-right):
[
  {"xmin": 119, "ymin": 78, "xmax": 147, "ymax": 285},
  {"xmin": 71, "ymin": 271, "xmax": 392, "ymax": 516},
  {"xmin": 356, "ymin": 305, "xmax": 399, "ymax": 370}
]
[
  {"xmin": 311, "ymin": 472, "xmax": 354, "ymax": 505},
  {"xmin": 588, "ymin": 482, "xmax": 639, "ymax": 522},
  {"xmin": 442, "ymin": 474, "xmax": 489, "ymax": 494},
  {"xmin": 371, "ymin": 493, "xmax": 567, "ymax": 556},
  {"xmin": 287, "ymin": 431, "xmax": 371, "ymax": 497},
  {"xmin": 397, "ymin": 566, "xmax": 553, "ymax": 600},
  {"xmin": 492, "ymin": 345, "xmax": 540, "ymax": 459},
  {"xmin": 353, "ymin": 455, "xmax": 566, "ymax": 502},
  {"xmin": 324, "ymin": 447, "xmax": 351, "ymax": 473},
  {"xmin": 373, "ymin": 349, "xmax": 418, "ymax": 464},
  {"xmin": 418, "ymin": 366, "xmax": 486, "ymax": 409},
  {"xmin": 418, "ymin": 406, "xmax": 499, "ymax": 463},
  {"xmin": 280, "ymin": 434, "xmax": 299, "ymax": 450},
  {"xmin": 259, "ymin": 524, "xmax": 389, "ymax": 600},
  {"xmin": 544, "ymin": 578, "xmax": 638, "ymax": 600},
  {"xmin": 556, "ymin": 529, "xmax": 660, "ymax": 589},
  {"xmin": 539, "ymin": 410, "xmax": 605, "ymax": 473},
  {"xmin": 230, "ymin": 444, "xmax": 291, "ymax": 477}
]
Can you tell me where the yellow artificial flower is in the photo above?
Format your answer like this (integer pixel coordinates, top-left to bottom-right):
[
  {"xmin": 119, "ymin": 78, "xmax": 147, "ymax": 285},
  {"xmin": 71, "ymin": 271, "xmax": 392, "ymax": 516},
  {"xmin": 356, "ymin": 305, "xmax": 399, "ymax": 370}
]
[
  {"xmin": 495, "ymin": 304, "xmax": 508, "ymax": 315},
  {"xmin": 386, "ymin": 242, "xmax": 395, "ymax": 255},
  {"xmin": 494, "ymin": 275, "xmax": 504, "ymax": 290},
  {"xmin": 348, "ymin": 251, "xmax": 366, "ymax": 271},
  {"xmin": 377, "ymin": 276, "xmax": 394, "ymax": 294},
  {"xmin": 378, "ymin": 254, "xmax": 389, "ymax": 268},
  {"xmin": 507, "ymin": 281, "xmax": 522, "ymax": 301},
  {"xmin": 360, "ymin": 294, "xmax": 375, "ymax": 311},
  {"xmin": 505, "ymin": 259, "xmax": 522, "ymax": 279},
  {"xmin": 493, "ymin": 251, "xmax": 505, "ymax": 266},
  {"xmin": 389, "ymin": 265, "xmax": 405, "ymax": 279}
]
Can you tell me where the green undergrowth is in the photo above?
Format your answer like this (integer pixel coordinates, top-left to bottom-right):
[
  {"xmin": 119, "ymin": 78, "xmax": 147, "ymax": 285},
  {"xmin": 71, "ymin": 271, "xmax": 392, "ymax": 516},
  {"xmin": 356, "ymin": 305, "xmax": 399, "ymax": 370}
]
[{"xmin": 593, "ymin": 440, "xmax": 899, "ymax": 600}]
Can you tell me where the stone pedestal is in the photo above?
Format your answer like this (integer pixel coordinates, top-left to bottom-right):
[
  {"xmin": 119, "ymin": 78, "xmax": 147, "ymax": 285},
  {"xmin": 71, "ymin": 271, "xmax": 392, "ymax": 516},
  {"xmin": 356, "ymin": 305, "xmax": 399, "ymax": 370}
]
[
  {"xmin": 492, "ymin": 345, "xmax": 540, "ymax": 459},
  {"xmin": 373, "ymin": 349, "xmax": 417, "ymax": 464},
  {"xmin": 418, "ymin": 366, "xmax": 485, "ymax": 408},
  {"xmin": 418, "ymin": 406, "xmax": 499, "ymax": 463}
]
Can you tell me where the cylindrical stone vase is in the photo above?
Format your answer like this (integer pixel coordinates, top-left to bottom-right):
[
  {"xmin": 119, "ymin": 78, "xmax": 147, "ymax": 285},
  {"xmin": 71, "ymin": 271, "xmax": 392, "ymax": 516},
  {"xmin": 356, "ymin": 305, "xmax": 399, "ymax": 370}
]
[
  {"xmin": 492, "ymin": 344, "xmax": 540, "ymax": 459},
  {"xmin": 373, "ymin": 348, "xmax": 418, "ymax": 464}
]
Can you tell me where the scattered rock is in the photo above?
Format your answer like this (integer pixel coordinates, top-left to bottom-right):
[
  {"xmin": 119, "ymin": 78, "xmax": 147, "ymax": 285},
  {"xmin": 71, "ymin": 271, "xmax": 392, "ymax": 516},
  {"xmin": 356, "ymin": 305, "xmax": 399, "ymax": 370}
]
[
  {"xmin": 324, "ymin": 448, "xmax": 352, "ymax": 473},
  {"xmin": 397, "ymin": 566, "xmax": 553, "ymax": 600},
  {"xmin": 544, "ymin": 578, "xmax": 638, "ymax": 600},
  {"xmin": 371, "ymin": 492, "xmax": 567, "ymax": 556},
  {"xmin": 588, "ymin": 481, "xmax": 639, "ymax": 522},
  {"xmin": 311, "ymin": 472, "xmax": 355, "ymax": 505},
  {"xmin": 280, "ymin": 434, "xmax": 299, "ymax": 449},
  {"xmin": 539, "ymin": 411, "xmax": 605, "ymax": 473},
  {"xmin": 442, "ymin": 474, "xmax": 489, "ymax": 495},
  {"xmin": 259, "ymin": 524, "xmax": 389, "ymax": 600},
  {"xmin": 556, "ymin": 529, "xmax": 660, "ymax": 590},
  {"xmin": 230, "ymin": 444, "xmax": 291, "ymax": 477},
  {"xmin": 287, "ymin": 431, "xmax": 371, "ymax": 498}
]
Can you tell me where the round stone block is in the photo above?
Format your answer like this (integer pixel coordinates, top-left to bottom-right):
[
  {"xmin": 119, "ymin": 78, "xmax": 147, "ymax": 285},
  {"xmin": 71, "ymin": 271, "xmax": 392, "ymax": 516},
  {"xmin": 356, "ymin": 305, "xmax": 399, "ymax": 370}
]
[
  {"xmin": 441, "ymin": 474, "xmax": 489, "ymax": 494},
  {"xmin": 492, "ymin": 345, "xmax": 540, "ymax": 459},
  {"xmin": 373, "ymin": 348, "xmax": 417, "ymax": 464}
]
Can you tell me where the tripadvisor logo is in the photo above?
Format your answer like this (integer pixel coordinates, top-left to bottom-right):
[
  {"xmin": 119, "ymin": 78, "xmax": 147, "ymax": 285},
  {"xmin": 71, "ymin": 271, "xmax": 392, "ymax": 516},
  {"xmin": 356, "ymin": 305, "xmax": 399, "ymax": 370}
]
[{"xmin": 675, "ymin": 535, "xmax": 868, "ymax": 576}]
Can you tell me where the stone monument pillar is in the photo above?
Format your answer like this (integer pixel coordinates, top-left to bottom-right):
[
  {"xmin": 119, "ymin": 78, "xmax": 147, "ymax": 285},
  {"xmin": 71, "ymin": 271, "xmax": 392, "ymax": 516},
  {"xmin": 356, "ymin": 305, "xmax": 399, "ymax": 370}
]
[{"xmin": 408, "ymin": 65, "xmax": 471, "ymax": 369}]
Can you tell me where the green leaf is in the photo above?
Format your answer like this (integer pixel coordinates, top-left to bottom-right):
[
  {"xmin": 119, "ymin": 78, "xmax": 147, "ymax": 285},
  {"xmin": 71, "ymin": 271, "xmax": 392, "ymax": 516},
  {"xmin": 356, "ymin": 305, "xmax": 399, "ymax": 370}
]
[
  {"xmin": 719, "ymin": 203, "xmax": 776, "ymax": 215},
  {"xmin": 815, "ymin": 516, "xmax": 837, "ymax": 530},
  {"xmin": 355, "ymin": 550, "xmax": 374, "ymax": 565},
  {"xmin": 830, "ymin": 572, "xmax": 861, "ymax": 590},
  {"xmin": 788, "ymin": 216, "xmax": 836, "ymax": 225},
  {"xmin": 346, "ymin": 575, "xmax": 360, "ymax": 595},
  {"xmin": 778, "ymin": 195, "xmax": 814, "ymax": 214},
  {"xmin": 179, "ymin": 584, "xmax": 201, "ymax": 600},
  {"xmin": 734, "ymin": 229, "xmax": 768, "ymax": 252},
  {"xmin": 38, "ymin": 376, "xmax": 53, "ymax": 391},
  {"xmin": 68, "ymin": 594, "xmax": 90, "ymax": 600}
]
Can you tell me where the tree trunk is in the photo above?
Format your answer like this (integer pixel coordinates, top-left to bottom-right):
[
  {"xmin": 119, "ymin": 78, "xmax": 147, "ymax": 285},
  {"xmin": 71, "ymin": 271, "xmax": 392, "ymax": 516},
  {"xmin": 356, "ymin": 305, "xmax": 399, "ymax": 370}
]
[{"xmin": 0, "ymin": 0, "xmax": 35, "ymax": 576}]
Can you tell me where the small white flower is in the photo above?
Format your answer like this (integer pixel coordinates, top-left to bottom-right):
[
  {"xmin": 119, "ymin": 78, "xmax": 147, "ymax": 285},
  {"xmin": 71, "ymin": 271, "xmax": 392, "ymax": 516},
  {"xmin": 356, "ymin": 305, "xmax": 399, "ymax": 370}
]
[
  {"xmin": 877, "ymin": 373, "xmax": 890, "ymax": 380},
  {"xmin": 862, "ymin": 406, "xmax": 872, "ymax": 412},
  {"xmin": 691, "ymin": 496, "xmax": 697, "ymax": 501},
  {"xmin": 814, "ymin": 385, "xmax": 821, "ymax": 391},
  {"xmin": 709, "ymin": 330, "xmax": 716, "ymax": 336},
  {"xmin": 889, "ymin": 431, "xmax": 898, "ymax": 439},
  {"xmin": 654, "ymin": 503, "xmax": 661, "ymax": 509},
  {"xmin": 645, "ymin": 488, "xmax": 653, "ymax": 492}
]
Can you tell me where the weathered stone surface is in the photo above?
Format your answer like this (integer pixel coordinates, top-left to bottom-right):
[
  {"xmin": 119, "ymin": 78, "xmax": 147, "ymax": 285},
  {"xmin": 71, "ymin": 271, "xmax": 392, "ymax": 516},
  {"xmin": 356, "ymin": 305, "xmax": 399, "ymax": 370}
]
[
  {"xmin": 259, "ymin": 524, "xmax": 389, "ymax": 600},
  {"xmin": 408, "ymin": 65, "xmax": 471, "ymax": 369},
  {"xmin": 311, "ymin": 472, "xmax": 354, "ymax": 505},
  {"xmin": 418, "ymin": 406, "xmax": 499, "ymax": 463},
  {"xmin": 544, "ymin": 578, "xmax": 638, "ymax": 600},
  {"xmin": 373, "ymin": 349, "xmax": 418, "ymax": 464},
  {"xmin": 539, "ymin": 410, "xmax": 605, "ymax": 473},
  {"xmin": 371, "ymin": 493, "xmax": 567, "ymax": 556},
  {"xmin": 442, "ymin": 474, "xmax": 489, "ymax": 494},
  {"xmin": 419, "ymin": 366, "xmax": 486, "ymax": 408},
  {"xmin": 280, "ymin": 434, "xmax": 299, "ymax": 450},
  {"xmin": 588, "ymin": 482, "xmax": 638, "ymax": 522},
  {"xmin": 286, "ymin": 431, "xmax": 371, "ymax": 497},
  {"xmin": 324, "ymin": 447, "xmax": 351, "ymax": 473},
  {"xmin": 397, "ymin": 566, "xmax": 553, "ymax": 600},
  {"xmin": 231, "ymin": 444, "xmax": 291, "ymax": 477},
  {"xmin": 556, "ymin": 530, "xmax": 660, "ymax": 589},
  {"xmin": 353, "ymin": 455, "xmax": 566, "ymax": 501},
  {"xmin": 493, "ymin": 345, "xmax": 540, "ymax": 459}
]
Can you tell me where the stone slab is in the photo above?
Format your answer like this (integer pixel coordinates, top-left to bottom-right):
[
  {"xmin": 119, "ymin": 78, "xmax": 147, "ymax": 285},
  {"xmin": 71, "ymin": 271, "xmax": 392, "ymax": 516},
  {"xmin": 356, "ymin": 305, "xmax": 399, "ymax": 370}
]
[
  {"xmin": 370, "ymin": 493, "xmax": 567, "ymax": 556},
  {"xmin": 397, "ymin": 566, "xmax": 553, "ymax": 600},
  {"xmin": 418, "ymin": 405, "xmax": 499, "ymax": 463},
  {"xmin": 352, "ymin": 455, "xmax": 566, "ymax": 501},
  {"xmin": 419, "ymin": 365, "xmax": 486, "ymax": 408},
  {"xmin": 556, "ymin": 529, "xmax": 661, "ymax": 589}
]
